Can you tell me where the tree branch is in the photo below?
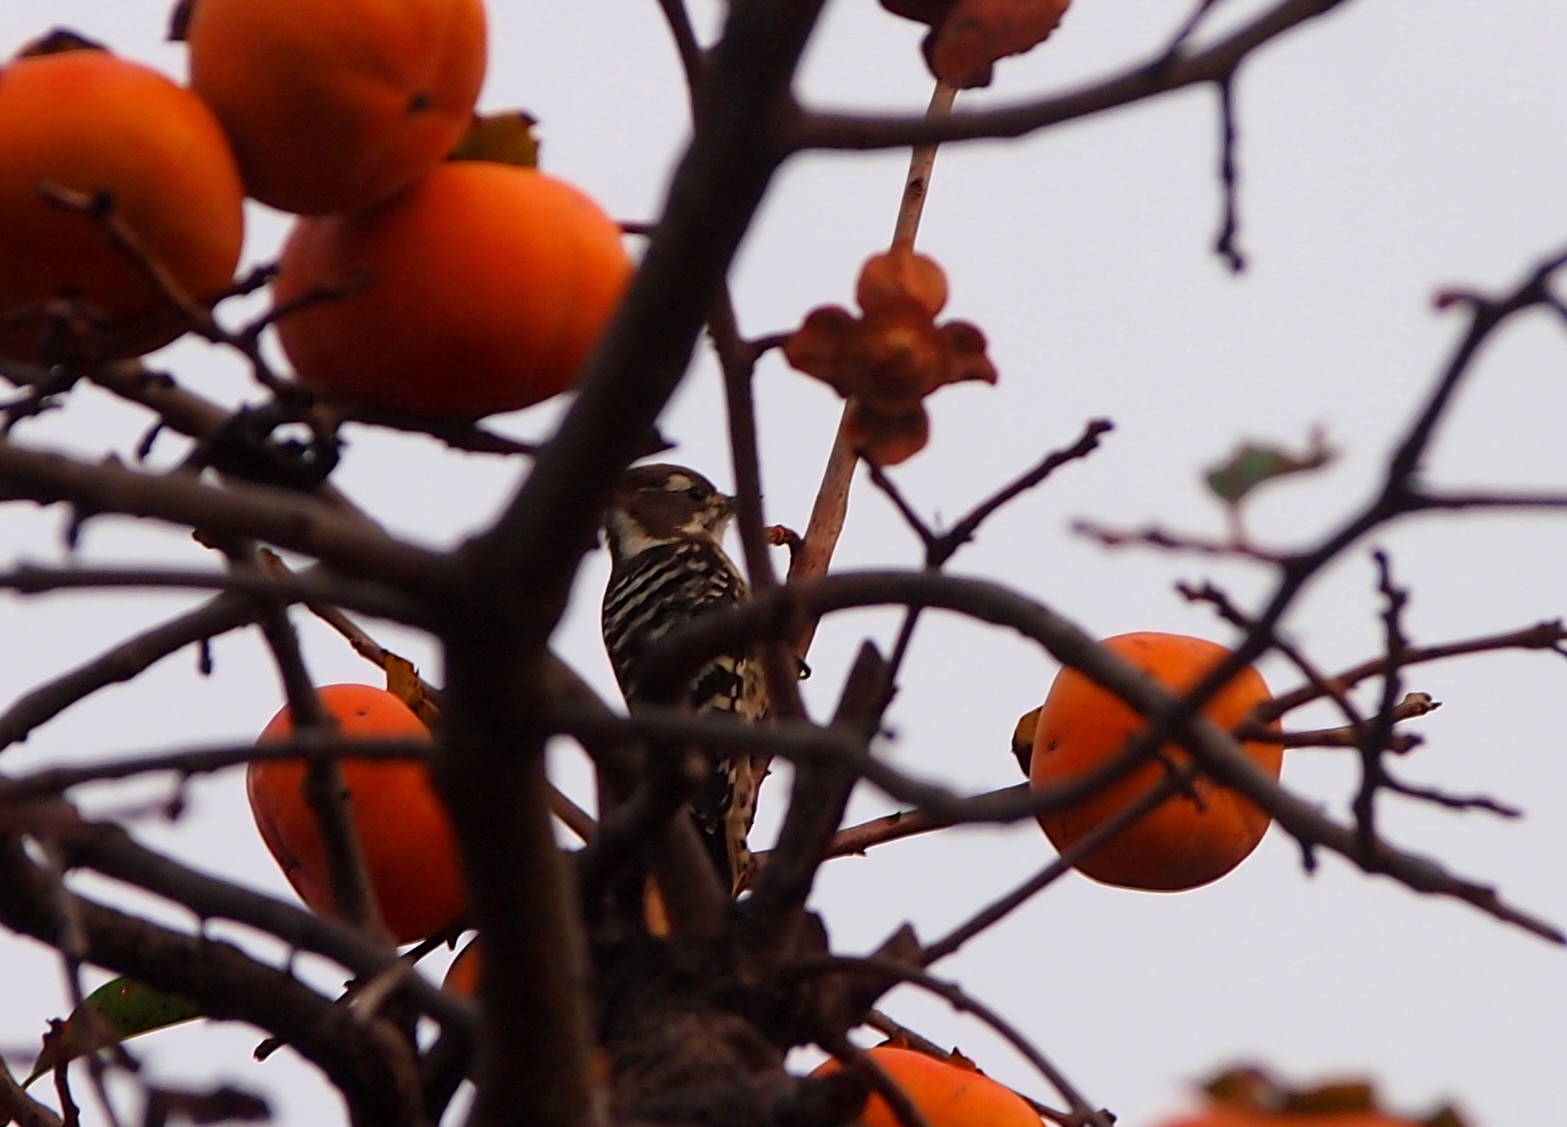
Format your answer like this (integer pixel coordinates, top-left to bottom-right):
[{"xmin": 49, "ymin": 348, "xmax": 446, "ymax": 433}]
[
  {"xmin": 0, "ymin": 441, "xmax": 452, "ymax": 595},
  {"xmin": 640, "ymin": 568, "xmax": 1566, "ymax": 942},
  {"xmin": 790, "ymin": 0, "xmax": 1354, "ymax": 152},
  {"xmin": 0, "ymin": 588, "xmax": 258, "ymax": 754},
  {"xmin": 436, "ymin": 5, "xmax": 834, "ymax": 1125},
  {"xmin": 0, "ymin": 798, "xmax": 470, "ymax": 1032},
  {"xmin": 0, "ymin": 830, "xmax": 423, "ymax": 1127}
]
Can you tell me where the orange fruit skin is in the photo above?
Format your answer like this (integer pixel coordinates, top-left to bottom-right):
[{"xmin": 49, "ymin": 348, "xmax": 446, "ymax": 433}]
[
  {"xmin": 1029, "ymin": 632, "xmax": 1283, "ymax": 892},
  {"xmin": 186, "ymin": 0, "xmax": 487, "ymax": 215},
  {"xmin": 441, "ymin": 937, "xmax": 479, "ymax": 996},
  {"xmin": 248, "ymin": 684, "xmax": 464, "ymax": 943},
  {"xmin": 0, "ymin": 49, "xmax": 244, "ymax": 362},
  {"xmin": 272, "ymin": 162, "xmax": 633, "ymax": 419},
  {"xmin": 811, "ymin": 1047, "xmax": 1040, "ymax": 1127}
]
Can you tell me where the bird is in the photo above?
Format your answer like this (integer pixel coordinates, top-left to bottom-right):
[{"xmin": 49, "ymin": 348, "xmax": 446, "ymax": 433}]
[{"xmin": 600, "ymin": 463, "xmax": 767, "ymax": 897}]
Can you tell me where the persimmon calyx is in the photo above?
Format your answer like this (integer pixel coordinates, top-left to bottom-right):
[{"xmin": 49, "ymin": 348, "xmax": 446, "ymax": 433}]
[
  {"xmin": 878, "ymin": 0, "xmax": 1072, "ymax": 89},
  {"xmin": 784, "ymin": 245, "xmax": 997, "ymax": 465}
]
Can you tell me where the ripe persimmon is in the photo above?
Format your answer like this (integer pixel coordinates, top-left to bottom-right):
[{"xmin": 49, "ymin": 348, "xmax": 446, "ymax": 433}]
[
  {"xmin": 184, "ymin": 0, "xmax": 487, "ymax": 215},
  {"xmin": 248, "ymin": 683, "xmax": 464, "ymax": 943},
  {"xmin": 1029, "ymin": 632, "xmax": 1282, "ymax": 891},
  {"xmin": 272, "ymin": 161, "xmax": 632, "ymax": 419},
  {"xmin": 0, "ymin": 44, "xmax": 244, "ymax": 362},
  {"xmin": 441, "ymin": 937, "xmax": 479, "ymax": 997},
  {"xmin": 811, "ymin": 1046, "xmax": 1039, "ymax": 1127}
]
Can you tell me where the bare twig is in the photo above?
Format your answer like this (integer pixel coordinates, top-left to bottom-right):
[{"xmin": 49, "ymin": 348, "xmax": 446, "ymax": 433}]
[
  {"xmin": 1212, "ymin": 76, "xmax": 1245, "ymax": 271},
  {"xmin": 0, "ymin": 1055, "xmax": 62, "ymax": 1127},
  {"xmin": 0, "ymin": 736, "xmax": 430, "ymax": 801},
  {"xmin": 0, "ymin": 563, "xmax": 424, "ymax": 629},
  {"xmin": 337, "ymin": 406, "xmax": 540, "ymax": 456},
  {"xmin": 1378, "ymin": 777, "xmax": 1522, "ymax": 817},
  {"xmin": 260, "ymin": 550, "xmax": 602, "ymax": 843},
  {"xmin": 930, "ymin": 420, "xmax": 1114, "ymax": 566},
  {"xmin": 0, "ymin": 589, "xmax": 258, "ymax": 753},
  {"xmin": 0, "ymin": 797, "xmax": 470, "ymax": 1032},
  {"xmin": 1074, "ymin": 520, "xmax": 1287, "ymax": 563},
  {"xmin": 1161, "ymin": 0, "xmax": 1232, "ymax": 57},
  {"xmin": 0, "ymin": 830, "xmax": 426, "ymax": 1127},
  {"xmin": 250, "ymin": 579, "xmax": 386, "ymax": 942},
  {"xmin": 711, "ymin": 290, "xmax": 809, "ymax": 729},
  {"xmin": 633, "ymin": 568, "xmax": 1566, "ymax": 942},
  {"xmin": 743, "ymin": 642, "xmax": 888, "ymax": 929},
  {"xmin": 892, "ymin": 82, "xmax": 958, "ymax": 245},
  {"xmin": 920, "ymin": 768, "xmax": 1193, "ymax": 965},
  {"xmin": 0, "ymin": 441, "xmax": 453, "ymax": 595},
  {"xmin": 1259, "ymin": 620, "xmax": 1567, "ymax": 720}
]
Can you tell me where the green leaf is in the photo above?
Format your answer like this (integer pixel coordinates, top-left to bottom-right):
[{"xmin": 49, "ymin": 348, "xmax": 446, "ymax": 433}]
[
  {"xmin": 25, "ymin": 977, "xmax": 201, "ymax": 1086},
  {"xmin": 1205, "ymin": 432, "xmax": 1335, "ymax": 506}
]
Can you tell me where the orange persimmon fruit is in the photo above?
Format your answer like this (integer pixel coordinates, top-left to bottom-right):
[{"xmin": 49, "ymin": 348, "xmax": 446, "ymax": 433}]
[
  {"xmin": 0, "ymin": 43, "xmax": 244, "ymax": 362},
  {"xmin": 441, "ymin": 937, "xmax": 479, "ymax": 996},
  {"xmin": 184, "ymin": 0, "xmax": 487, "ymax": 214},
  {"xmin": 271, "ymin": 161, "xmax": 632, "ymax": 419},
  {"xmin": 248, "ymin": 683, "xmax": 464, "ymax": 942},
  {"xmin": 811, "ymin": 1046, "xmax": 1039, "ymax": 1127},
  {"xmin": 1029, "ymin": 632, "xmax": 1282, "ymax": 891}
]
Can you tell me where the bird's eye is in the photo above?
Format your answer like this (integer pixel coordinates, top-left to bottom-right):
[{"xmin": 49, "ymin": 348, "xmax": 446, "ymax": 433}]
[{"xmin": 686, "ymin": 487, "xmax": 707, "ymax": 502}]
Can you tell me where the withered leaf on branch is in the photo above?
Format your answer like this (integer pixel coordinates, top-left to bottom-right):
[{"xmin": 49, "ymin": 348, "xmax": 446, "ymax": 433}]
[
  {"xmin": 383, "ymin": 650, "xmax": 441, "ymax": 726},
  {"xmin": 879, "ymin": 0, "xmax": 1072, "ymax": 88},
  {"xmin": 784, "ymin": 243, "xmax": 996, "ymax": 465},
  {"xmin": 1204, "ymin": 431, "xmax": 1335, "ymax": 507},
  {"xmin": 448, "ymin": 110, "xmax": 541, "ymax": 168},
  {"xmin": 1202, "ymin": 1066, "xmax": 1470, "ymax": 1127}
]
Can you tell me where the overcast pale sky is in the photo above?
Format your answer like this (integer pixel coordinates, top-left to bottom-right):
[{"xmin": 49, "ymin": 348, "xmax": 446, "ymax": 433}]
[{"xmin": 1, "ymin": 3, "xmax": 1565, "ymax": 1125}]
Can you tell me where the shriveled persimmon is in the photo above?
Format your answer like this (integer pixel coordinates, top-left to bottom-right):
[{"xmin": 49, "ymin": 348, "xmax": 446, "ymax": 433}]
[
  {"xmin": 1029, "ymin": 632, "xmax": 1282, "ymax": 891},
  {"xmin": 272, "ymin": 161, "xmax": 632, "ymax": 419},
  {"xmin": 248, "ymin": 683, "xmax": 464, "ymax": 943},
  {"xmin": 1160, "ymin": 1106, "xmax": 1442, "ymax": 1127},
  {"xmin": 183, "ymin": 0, "xmax": 487, "ymax": 214},
  {"xmin": 1155, "ymin": 1068, "xmax": 1467, "ymax": 1127},
  {"xmin": 811, "ymin": 1046, "xmax": 1039, "ymax": 1127},
  {"xmin": 0, "ymin": 44, "xmax": 244, "ymax": 362}
]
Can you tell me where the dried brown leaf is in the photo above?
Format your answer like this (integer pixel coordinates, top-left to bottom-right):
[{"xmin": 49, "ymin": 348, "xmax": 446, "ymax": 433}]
[{"xmin": 925, "ymin": 0, "xmax": 1071, "ymax": 88}]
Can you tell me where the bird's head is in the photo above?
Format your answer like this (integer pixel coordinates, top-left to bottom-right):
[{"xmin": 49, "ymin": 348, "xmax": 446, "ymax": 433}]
[{"xmin": 602, "ymin": 463, "xmax": 736, "ymax": 563}]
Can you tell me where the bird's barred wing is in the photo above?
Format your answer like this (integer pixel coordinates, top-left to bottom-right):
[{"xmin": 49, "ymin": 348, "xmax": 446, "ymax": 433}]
[
  {"xmin": 601, "ymin": 539, "xmax": 752, "ymax": 709},
  {"xmin": 601, "ymin": 537, "xmax": 767, "ymax": 893}
]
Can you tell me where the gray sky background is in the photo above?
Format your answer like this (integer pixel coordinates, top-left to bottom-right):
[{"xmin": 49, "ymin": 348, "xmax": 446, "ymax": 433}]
[{"xmin": 1, "ymin": 2, "xmax": 1565, "ymax": 1125}]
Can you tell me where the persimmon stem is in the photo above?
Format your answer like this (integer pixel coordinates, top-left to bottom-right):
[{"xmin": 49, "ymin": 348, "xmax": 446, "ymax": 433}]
[
  {"xmin": 892, "ymin": 81, "xmax": 957, "ymax": 246},
  {"xmin": 789, "ymin": 81, "xmax": 959, "ymax": 657}
]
